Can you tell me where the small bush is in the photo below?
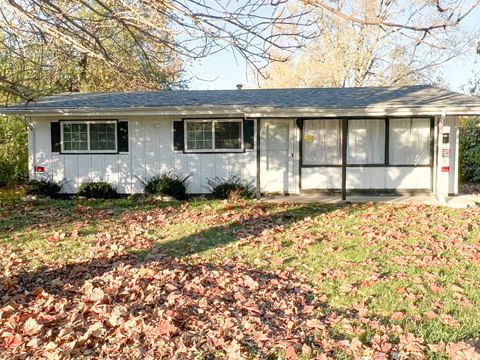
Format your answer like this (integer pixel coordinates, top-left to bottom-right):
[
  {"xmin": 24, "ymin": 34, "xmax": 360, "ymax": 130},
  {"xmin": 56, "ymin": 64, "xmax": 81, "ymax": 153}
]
[
  {"xmin": 205, "ymin": 175, "xmax": 255, "ymax": 200},
  {"xmin": 78, "ymin": 181, "xmax": 117, "ymax": 199},
  {"xmin": 24, "ymin": 178, "xmax": 61, "ymax": 197},
  {"xmin": 140, "ymin": 171, "xmax": 190, "ymax": 200}
]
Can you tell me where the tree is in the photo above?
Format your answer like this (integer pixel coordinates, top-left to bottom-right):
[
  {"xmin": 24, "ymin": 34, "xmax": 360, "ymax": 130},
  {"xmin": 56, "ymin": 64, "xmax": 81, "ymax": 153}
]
[
  {"xmin": 0, "ymin": 116, "xmax": 27, "ymax": 186},
  {"xmin": 259, "ymin": 0, "xmax": 480, "ymax": 88},
  {"xmin": 2, "ymin": 0, "xmax": 478, "ymax": 101},
  {"xmin": 0, "ymin": 0, "xmax": 186, "ymax": 105}
]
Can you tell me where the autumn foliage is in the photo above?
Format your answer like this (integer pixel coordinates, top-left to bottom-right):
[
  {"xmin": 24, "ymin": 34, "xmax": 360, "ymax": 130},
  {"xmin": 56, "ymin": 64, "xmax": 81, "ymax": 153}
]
[{"xmin": 1, "ymin": 198, "xmax": 480, "ymax": 359}]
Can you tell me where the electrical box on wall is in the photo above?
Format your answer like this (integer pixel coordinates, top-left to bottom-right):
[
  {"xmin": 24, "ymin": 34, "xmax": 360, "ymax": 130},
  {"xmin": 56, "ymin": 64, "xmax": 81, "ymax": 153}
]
[
  {"xmin": 436, "ymin": 124, "xmax": 452, "ymax": 198},
  {"xmin": 441, "ymin": 130, "xmax": 450, "ymax": 173}
]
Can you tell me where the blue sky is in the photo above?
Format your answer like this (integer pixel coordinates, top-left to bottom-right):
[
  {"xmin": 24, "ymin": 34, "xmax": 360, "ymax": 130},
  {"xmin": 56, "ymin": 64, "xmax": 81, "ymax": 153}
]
[{"xmin": 187, "ymin": 10, "xmax": 480, "ymax": 93}]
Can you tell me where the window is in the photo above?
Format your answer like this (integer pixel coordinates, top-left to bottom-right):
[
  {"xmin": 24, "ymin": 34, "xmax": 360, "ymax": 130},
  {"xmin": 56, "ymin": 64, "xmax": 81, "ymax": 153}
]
[
  {"xmin": 347, "ymin": 119, "xmax": 385, "ymax": 164},
  {"xmin": 186, "ymin": 121, "xmax": 212, "ymax": 150},
  {"xmin": 61, "ymin": 121, "xmax": 117, "ymax": 153},
  {"xmin": 389, "ymin": 118, "xmax": 430, "ymax": 165},
  {"xmin": 303, "ymin": 119, "xmax": 342, "ymax": 165},
  {"xmin": 185, "ymin": 119, "xmax": 242, "ymax": 152}
]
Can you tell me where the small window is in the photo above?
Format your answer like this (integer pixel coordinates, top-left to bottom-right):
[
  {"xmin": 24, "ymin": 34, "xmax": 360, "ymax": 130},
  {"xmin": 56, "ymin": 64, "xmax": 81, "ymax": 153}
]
[
  {"xmin": 185, "ymin": 119, "xmax": 242, "ymax": 152},
  {"xmin": 347, "ymin": 119, "xmax": 385, "ymax": 165},
  {"xmin": 61, "ymin": 121, "xmax": 117, "ymax": 153},
  {"xmin": 389, "ymin": 118, "xmax": 430, "ymax": 165}
]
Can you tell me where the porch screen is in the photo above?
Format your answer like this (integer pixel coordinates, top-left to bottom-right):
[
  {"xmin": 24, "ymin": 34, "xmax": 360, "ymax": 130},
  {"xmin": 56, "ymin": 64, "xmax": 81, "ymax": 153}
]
[
  {"xmin": 347, "ymin": 119, "xmax": 385, "ymax": 164},
  {"xmin": 389, "ymin": 118, "xmax": 430, "ymax": 165},
  {"xmin": 303, "ymin": 119, "xmax": 342, "ymax": 165}
]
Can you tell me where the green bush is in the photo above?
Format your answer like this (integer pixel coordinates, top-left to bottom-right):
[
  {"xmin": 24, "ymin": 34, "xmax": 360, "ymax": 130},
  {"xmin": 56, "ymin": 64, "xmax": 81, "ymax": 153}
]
[
  {"xmin": 459, "ymin": 117, "xmax": 480, "ymax": 183},
  {"xmin": 140, "ymin": 171, "xmax": 190, "ymax": 200},
  {"xmin": 0, "ymin": 116, "xmax": 28, "ymax": 186},
  {"xmin": 25, "ymin": 178, "xmax": 61, "ymax": 197},
  {"xmin": 205, "ymin": 175, "xmax": 255, "ymax": 200},
  {"xmin": 78, "ymin": 181, "xmax": 117, "ymax": 199}
]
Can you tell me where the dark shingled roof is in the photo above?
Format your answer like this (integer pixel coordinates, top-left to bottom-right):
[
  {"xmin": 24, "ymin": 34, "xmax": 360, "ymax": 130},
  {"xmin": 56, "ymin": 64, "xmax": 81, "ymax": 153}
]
[{"xmin": 1, "ymin": 85, "xmax": 480, "ymax": 113}]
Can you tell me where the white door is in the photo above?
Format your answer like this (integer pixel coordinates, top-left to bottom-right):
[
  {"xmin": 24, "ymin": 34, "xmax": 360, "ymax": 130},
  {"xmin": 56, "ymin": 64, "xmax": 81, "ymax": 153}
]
[{"xmin": 260, "ymin": 120, "xmax": 295, "ymax": 194}]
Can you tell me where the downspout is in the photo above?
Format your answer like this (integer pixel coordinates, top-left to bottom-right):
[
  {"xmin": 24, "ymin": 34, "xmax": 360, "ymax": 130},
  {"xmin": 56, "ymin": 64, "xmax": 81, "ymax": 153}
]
[
  {"xmin": 18, "ymin": 115, "xmax": 35, "ymax": 180},
  {"xmin": 435, "ymin": 110, "xmax": 447, "ymax": 205}
]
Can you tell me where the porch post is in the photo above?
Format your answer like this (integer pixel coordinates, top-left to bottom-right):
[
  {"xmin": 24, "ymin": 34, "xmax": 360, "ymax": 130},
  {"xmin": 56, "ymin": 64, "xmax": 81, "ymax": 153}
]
[
  {"xmin": 341, "ymin": 118, "xmax": 348, "ymax": 201},
  {"xmin": 256, "ymin": 118, "xmax": 261, "ymax": 200}
]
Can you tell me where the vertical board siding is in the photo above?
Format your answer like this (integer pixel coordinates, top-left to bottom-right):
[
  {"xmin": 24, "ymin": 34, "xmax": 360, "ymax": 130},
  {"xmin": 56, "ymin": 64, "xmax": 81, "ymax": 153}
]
[
  {"xmin": 130, "ymin": 117, "xmax": 146, "ymax": 192},
  {"xmin": 31, "ymin": 115, "xmax": 256, "ymax": 194}
]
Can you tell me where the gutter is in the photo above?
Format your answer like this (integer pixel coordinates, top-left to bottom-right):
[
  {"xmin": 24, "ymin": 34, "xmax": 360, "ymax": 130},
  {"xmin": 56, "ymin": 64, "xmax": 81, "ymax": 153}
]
[{"xmin": 1, "ymin": 105, "xmax": 480, "ymax": 118}]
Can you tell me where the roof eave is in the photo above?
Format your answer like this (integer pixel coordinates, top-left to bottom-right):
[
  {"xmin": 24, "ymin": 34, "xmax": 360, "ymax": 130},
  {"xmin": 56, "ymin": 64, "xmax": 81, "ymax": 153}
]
[{"xmin": 1, "ymin": 105, "xmax": 480, "ymax": 117}]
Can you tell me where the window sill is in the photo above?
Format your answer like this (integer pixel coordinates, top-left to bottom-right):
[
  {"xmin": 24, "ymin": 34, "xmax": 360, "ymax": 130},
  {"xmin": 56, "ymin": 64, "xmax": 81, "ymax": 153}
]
[
  {"xmin": 60, "ymin": 151, "xmax": 119, "ymax": 155},
  {"xmin": 184, "ymin": 149, "xmax": 245, "ymax": 154}
]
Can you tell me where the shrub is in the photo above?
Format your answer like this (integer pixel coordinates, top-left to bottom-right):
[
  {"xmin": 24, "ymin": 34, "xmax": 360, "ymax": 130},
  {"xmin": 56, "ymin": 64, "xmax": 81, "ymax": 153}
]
[
  {"xmin": 24, "ymin": 178, "xmax": 61, "ymax": 197},
  {"xmin": 140, "ymin": 171, "xmax": 190, "ymax": 200},
  {"xmin": 459, "ymin": 117, "xmax": 480, "ymax": 183},
  {"xmin": 205, "ymin": 175, "xmax": 255, "ymax": 200},
  {"xmin": 78, "ymin": 181, "xmax": 117, "ymax": 199}
]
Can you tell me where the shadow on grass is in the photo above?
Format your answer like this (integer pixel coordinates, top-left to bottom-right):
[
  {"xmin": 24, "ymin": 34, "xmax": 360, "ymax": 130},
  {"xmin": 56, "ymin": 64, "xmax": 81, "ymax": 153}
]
[
  {"xmin": 0, "ymin": 201, "xmax": 393, "ymax": 358},
  {"xmin": 0, "ymin": 197, "xmax": 177, "ymax": 239}
]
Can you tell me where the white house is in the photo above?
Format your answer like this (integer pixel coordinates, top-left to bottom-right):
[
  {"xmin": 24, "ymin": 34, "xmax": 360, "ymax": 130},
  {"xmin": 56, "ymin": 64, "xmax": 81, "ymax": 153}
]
[{"xmin": 1, "ymin": 85, "xmax": 480, "ymax": 200}]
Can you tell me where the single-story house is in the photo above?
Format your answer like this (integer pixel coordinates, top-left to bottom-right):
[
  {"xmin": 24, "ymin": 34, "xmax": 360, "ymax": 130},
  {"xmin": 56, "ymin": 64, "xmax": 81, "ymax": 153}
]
[{"xmin": 1, "ymin": 85, "xmax": 480, "ymax": 200}]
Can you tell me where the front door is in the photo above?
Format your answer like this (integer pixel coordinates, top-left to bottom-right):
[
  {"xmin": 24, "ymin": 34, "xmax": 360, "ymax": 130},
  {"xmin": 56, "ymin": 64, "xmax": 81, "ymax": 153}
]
[{"xmin": 260, "ymin": 120, "xmax": 295, "ymax": 194}]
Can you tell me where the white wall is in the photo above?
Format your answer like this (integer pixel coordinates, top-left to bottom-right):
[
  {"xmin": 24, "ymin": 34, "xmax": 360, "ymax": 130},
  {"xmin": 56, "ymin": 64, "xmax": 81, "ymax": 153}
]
[
  {"xmin": 29, "ymin": 116, "xmax": 256, "ymax": 194},
  {"xmin": 28, "ymin": 114, "xmax": 458, "ymax": 195},
  {"xmin": 445, "ymin": 116, "xmax": 459, "ymax": 195},
  {"xmin": 301, "ymin": 167, "xmax": 342, "ymax": 189},
  {"xmin": 301, "ymin": 166, "xmax": 431, "ymax": 190},
  {"xmin": 347, "ymin": 167, "xmax": 431, "ymax": 189}
]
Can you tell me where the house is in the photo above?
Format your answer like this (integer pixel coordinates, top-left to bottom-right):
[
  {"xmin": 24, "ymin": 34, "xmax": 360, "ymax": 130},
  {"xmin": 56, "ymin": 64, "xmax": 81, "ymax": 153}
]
[{"xmin": 1, "ymin": 85, "xmax": 480, "ymax": 200}]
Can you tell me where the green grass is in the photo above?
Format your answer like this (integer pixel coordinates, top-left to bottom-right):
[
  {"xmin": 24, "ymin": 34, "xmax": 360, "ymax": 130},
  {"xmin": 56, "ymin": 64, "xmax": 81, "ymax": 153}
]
[{"xmin": 1, "ymin": 187, "xmax": 480, "ymax": 354}]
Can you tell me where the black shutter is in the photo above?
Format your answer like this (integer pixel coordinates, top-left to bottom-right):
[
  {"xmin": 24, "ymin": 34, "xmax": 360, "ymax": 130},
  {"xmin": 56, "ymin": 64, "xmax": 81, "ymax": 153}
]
[
  {"xmin": 243, "ymin": 119, "xmax": 255, "ymax": 149},
  {"xmin": 51, "ymin": 122, "xmax": 61, "ymax": 152},
  {"xmin": 173, "ymin": 121, "xmax": 184, "ymax": 151},
  {"xmin": 118, "ymin": 121, "xmax": 129, "ymax": 152}
]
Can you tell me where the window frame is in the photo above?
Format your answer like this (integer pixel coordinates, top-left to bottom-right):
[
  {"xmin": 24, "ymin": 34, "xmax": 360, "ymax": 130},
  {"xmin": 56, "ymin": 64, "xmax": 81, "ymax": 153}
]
[
  {"xmin": 300, "ymin": 117, "xmax": 433, "ymax": 169},
  {"xmin": 183, "ymin": 118, "xmax": 244, "ymax": 153},
  {"xmin": 388, "ymin": 117, "xmax": 432, "ymax": 167},
  {"xmin": 60, "ymin": 120, "xmax": 118, "ymax": 154},
  {"xmin": 302, "ymin": 119, "xmax": 343, "ymax": 166},
  {"xmin": 346, "ymin": 118, "xmax": 386, "ymax": 166}
]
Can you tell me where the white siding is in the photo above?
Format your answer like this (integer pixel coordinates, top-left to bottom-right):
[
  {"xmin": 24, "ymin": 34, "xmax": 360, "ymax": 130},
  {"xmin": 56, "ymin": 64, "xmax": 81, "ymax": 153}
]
[
  {"xmin": 347, "ymin": 167, "xmax": 430, "ymax": 189},
  {"xmin": 444, "ymin": 116, "xmax": 459, "ymax": 195},
  {"xmin": 29, "ymin": 116, "xmax": 257, "ymax": 194},
  {"xmin": 301, "ymin": 167, "xmax": 342, "ymax": 189},
  {"xmin": 301, "ymin": 166, "xmax": 431, "ymax": 190}
]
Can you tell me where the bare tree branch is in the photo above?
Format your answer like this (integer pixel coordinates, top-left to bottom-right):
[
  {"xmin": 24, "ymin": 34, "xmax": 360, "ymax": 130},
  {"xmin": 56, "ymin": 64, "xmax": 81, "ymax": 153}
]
[{"xmin": 301, "ymin": 0, "xmax": 480, "ymax": 32}]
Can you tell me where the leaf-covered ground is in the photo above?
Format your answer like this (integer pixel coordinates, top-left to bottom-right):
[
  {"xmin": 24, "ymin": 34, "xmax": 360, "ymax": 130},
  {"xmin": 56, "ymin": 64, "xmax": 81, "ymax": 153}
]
[{"xmin": 1, "ymin": 192, "xmax": 480, "ymax": 359}]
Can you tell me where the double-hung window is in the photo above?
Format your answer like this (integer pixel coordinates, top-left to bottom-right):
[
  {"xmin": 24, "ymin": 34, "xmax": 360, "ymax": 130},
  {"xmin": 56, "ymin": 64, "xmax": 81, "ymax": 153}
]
[
  {"xmin": 185, "ymin": 119, "xmax": 242, "ymax": 152},
  {"xmin": 61, "ymin": 121, "xmax": 117, "ymax": 153}
]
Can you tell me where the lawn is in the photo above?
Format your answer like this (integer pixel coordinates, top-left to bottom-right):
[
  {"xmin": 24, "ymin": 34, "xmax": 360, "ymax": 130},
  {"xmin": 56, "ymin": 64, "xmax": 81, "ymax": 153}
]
[{"xmin": 1, "ymin": 189, "xmax": 480, "ymax": 359}]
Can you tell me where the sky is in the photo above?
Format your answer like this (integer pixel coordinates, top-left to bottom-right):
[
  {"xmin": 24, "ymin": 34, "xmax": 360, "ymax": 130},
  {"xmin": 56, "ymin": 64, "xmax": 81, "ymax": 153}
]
[{"xmin": 186, "ymin": 6, "xmax": 480, "ymax": 93}]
